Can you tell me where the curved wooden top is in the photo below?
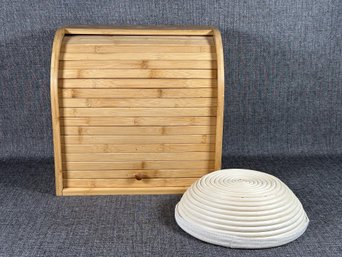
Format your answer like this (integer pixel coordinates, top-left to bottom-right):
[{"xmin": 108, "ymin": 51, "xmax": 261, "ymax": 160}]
[{"xmin": 62, "ymin": 25, "xmax": 215, "ymax": 35}]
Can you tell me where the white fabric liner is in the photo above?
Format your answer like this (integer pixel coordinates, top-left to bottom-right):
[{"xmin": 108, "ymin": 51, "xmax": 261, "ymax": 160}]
[{"xmin": 175, "ymin": 169, "xmax": 309, "ymax": 249}]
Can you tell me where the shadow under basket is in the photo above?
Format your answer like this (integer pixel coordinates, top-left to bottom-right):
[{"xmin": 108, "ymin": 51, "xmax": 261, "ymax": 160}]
[{"xmin": 50, "ymin": 26, "xmax": 224, "ymax": 196}]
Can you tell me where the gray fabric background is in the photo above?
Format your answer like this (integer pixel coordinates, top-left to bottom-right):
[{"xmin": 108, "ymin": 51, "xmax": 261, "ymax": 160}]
[{"xmin": 1, "ymin": 0, "xmax": 341, "ymax": 256}]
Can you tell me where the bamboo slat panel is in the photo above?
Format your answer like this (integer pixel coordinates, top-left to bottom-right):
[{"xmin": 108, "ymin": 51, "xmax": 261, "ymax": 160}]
[{"xmin": 51, "ymin": 26, "xmax": 224, "ymax": 196}]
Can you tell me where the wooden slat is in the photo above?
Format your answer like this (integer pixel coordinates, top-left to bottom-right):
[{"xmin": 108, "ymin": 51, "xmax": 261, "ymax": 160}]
[
  {"xmin": 60, "ymin": 88, "xmax": 216, "ymax": 98},
  {"xmin": 59, "ymin": 60, "xmax": 216, "ymax": 70},
  {"xmin": 62, "ymin": 126, "xmax": 216, "ymax": 135},
  {"xmin": 62, "ymin": 143, "xmax": 215, "ymax": 153},
  {"xmin": 62, "ymin": 187, "xmax": 187, "ymax": 195},
  {"xmin": 64, "ymin": 169, "xmax": 213, "ymax": 179},
  {"xmin": 59, "ymin": 79, "xmax": 216, "ymax": 88},
  {"xmin": 63, "ymin": 178, "xmax": 197, "ymax": 188},
  {"xmin": 63, "ymin": 35, "xmax": 214, "ymax": 41},
  {"xmin": 63, "ymin": 35, "xmax": 214, "ymax": 45},
  {"xmin": 60, "ymin": 108, "xmax": 216, "ymax": 117},
  {"xmin": 63, "ymin": 152, "xmax": 214, "ymax": 162},
  {"xmin": 62, "ymin": 135, "xmax": 215, "ymax": 144},
  {"xmin": 63, "ymin": 161, "xmax": 142, "ymax": 170},
  {"xmin": 60, "ymin": 60, "xmax": 142, "ymax": 69},
  {"xmin": 147, "ymin": 60, "xmax": 216, "ymax": 69},
  {"xmin": 60, "ymin": 98, "xmax": 217, "ymax": 108},
  {"xmin": 59, "ymin": 69, "xmax": 216, "ymax": 79},
  {"xmin": 164, "ymin": 126, "xmax": 215, "ymax": 135},
  {"xmin": 61, "ymin": 45, "xmax": 214, "ymax": 53},
  {"xmin": 61, "ymin": 117, "xmax": 216, "ymax": 126},
  {"xmin": 60, "ymin": 53, "xmax": 216, "ymax": 61},
  {"xmin": 63, "ymin": 160, "xmax": 214, "ymax": 170},
  {"xmin": 62, "ymin": 126, "xmax": 160, "ymax": 135}
]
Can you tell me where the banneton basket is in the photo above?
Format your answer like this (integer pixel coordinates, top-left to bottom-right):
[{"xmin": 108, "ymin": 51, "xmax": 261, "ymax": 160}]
[
  {"xmin": 175, "ymin": 169, "xmax": 309, "ymax": 248},
  {"xmin": 51, "ymin": 26, "xmax": 224, "ymax": 196}
]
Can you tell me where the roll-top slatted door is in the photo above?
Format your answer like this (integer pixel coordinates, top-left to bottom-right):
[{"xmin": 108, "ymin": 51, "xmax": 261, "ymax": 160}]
[{"xmin": 51, "ymin": 26, "xmax": 224, "ymax": 196}]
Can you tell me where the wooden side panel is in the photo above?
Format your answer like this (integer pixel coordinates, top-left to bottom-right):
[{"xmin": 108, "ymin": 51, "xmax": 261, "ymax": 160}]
[
  {"xmin": 213, "ymin": 29, "xmax": 225, "ymax": 169},
  {"xmin": 51, "ymin": 28, "xmax": 65, "ymax": 196},
  {"xmin": 51, "ymin": 26, "xmax": 224, "ymax": 196}
]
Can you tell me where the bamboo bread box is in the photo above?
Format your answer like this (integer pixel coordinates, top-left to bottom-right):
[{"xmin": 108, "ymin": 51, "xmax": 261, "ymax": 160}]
[{"xmin": 51, "ymin": 26, "xmax": 224, "ymax": 196}]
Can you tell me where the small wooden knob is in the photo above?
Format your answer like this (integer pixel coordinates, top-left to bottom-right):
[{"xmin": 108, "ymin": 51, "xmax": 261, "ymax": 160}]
[{"xmin": 135, "ymin": 173, "xmax": 143, "ymax": 180}]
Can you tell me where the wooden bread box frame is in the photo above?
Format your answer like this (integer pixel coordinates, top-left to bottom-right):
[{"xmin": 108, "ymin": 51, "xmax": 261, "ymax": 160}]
[{"xmin": 51, "ymin": 26, "xmax": 224, "ymax": 196}]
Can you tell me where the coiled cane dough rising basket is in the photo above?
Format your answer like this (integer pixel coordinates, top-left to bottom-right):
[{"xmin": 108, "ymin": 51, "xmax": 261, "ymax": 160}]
[{"xmin": 175, "ymin": 169, "xmax": 309, "ymax": 249}]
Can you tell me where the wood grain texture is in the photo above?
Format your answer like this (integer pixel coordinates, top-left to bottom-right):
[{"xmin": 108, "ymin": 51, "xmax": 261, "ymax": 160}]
[
  {"xmin": 61, "ymin": 45, "xmax": 215, "ymax": 53},
  {"xmin": 61, "ymin": 117, "xmax": 216, "ymax": 126},
  {"xmin": 62, "ymin": 135, "xmax": 215, "ymax": 144},
  {"xmin": 63, "ymin": 169, "xmax": 213, "ymax": 179},
  {"xmin": 60, "ymin": 53, "xmax": 216, "ymax": 61},
  {"xmin": 60, "ymin": 61, "xmax": 217, "ymax": 70},
  {"xmin": 59, "ymin": 69, "xmax": 216, "ymax": 79},
  {"xmin": 59, "ymin": 79, "xmax": 216, "ymax": 88},
  {"xmin": 62, "ymin": 143, "xmax": 215, "ymax": 153},
  {"xmin": 60, "ymin": 107, "xmax": 216, "ymax": 117},
  {"xmin": 63, "ymin": 152, "xmax": 215, "ymax": 162},
  {"xmin": 62, "ymin": 187, "xmax": 188, "ymax": 196},
  {"xmin": 62, "ymin": 160, "xmax": 215, "ymax": 170},
  {"xmin": 61, "ymin": 126, "xmax": 216, "ymax": 135},
  {"xmin": 60, "ymin": 98, "xmax": 217, "ymax": 108},
  {"xmin": 60, "ymin": 88, "xmax": 217, "ymax": 98},
  {"xmin": 51, "ymin": 26, "xmax": 224, "ymax": 196},
  {"xmin": 63, "ymin": 177, "xmax": 197, "ymax": 188}
]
